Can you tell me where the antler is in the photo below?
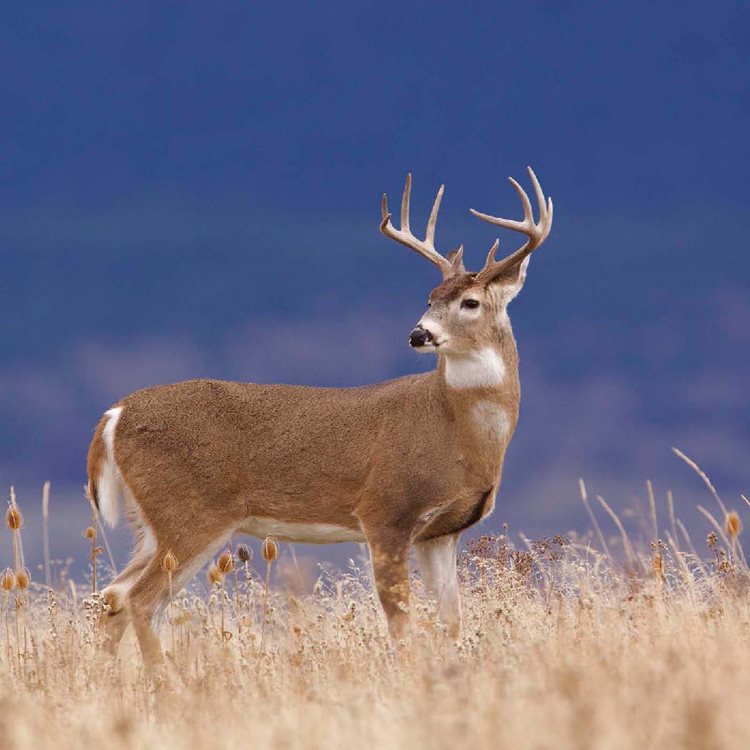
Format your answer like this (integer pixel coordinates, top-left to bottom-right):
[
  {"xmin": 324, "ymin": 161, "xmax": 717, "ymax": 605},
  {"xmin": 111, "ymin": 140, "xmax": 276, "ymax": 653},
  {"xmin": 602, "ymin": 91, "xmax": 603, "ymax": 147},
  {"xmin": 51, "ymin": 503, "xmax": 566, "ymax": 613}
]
[
  {"xmin": 471, "ymin": 167, "xmax": 553, "ymax": 285},
  {"xmin": 380, "ymin": 174, "xmax": 462, "ymax": 279}
]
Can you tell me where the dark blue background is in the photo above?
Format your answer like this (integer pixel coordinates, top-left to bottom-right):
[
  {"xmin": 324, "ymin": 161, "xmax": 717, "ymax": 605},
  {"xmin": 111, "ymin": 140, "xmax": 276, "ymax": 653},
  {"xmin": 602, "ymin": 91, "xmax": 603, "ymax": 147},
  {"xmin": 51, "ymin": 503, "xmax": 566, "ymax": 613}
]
[{"xmin": 1, "ymin": 2, "xmax": 748, "ymax": 573}]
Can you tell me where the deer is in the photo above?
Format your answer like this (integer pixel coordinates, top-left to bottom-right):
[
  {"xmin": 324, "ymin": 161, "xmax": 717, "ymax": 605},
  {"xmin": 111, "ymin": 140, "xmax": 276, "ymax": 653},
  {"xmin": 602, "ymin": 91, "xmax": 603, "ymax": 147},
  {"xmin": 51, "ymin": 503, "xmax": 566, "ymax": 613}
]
[{"xmin": 86, "ymin": 167, "xmax": 553, "ymax": 662}]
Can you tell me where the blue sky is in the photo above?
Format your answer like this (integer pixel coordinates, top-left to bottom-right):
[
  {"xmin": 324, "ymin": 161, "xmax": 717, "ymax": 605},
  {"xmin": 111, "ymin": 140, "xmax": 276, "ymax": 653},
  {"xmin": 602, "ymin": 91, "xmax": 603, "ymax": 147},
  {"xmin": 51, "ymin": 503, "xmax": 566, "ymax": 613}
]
[{"xmin": 1, "ymin": 2, "xmax": 748, "ymax": 572}]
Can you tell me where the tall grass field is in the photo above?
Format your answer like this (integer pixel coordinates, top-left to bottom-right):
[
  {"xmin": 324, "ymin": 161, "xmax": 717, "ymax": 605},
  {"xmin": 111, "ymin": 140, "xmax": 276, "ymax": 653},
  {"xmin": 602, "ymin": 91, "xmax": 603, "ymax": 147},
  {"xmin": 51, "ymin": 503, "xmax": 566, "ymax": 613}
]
[{"xmin": 0, "ymin": 451, "xmax": 747, "ymax": 750}]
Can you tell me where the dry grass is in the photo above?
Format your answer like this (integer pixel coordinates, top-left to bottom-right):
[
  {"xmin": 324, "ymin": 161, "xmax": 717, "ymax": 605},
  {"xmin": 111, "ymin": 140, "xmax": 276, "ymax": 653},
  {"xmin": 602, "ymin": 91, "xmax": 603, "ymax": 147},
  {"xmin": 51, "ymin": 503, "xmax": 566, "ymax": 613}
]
[{"xmin": 1, "ymin": 462, "xmax": 749, "ymax": 750}]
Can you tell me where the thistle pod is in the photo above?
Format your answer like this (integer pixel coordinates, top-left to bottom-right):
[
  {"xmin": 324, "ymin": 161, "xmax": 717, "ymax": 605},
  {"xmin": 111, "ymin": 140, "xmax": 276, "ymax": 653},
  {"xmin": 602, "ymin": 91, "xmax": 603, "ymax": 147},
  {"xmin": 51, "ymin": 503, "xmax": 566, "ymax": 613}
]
[
  {"xmin": 84, "ymin": 526, "xmax": 96, "ymax": 540},
  {"xmin": 726, "ymin": 511, "xmax": 742, "ymax": 540},
  {"xmin": 0, "ymin": 568, "xmax": 15, "ymax": 592},
  {"xmin": 5, "ymin": 504, "xmax": 23, "ymax": 531},
  {"xmin": 15, "ymin": 567, "xmax": 30, "ymax": 590},
  {"xmin": 208, "ymin": 564, "xmax": 224, "ymax": 587},
  {"xmin": 651, "ymin": 553, "xmax": 664, "ymax": 580},
  {"xmin": 237, "ymin": 544, "xmax": 252, "ymax": 563},
  {"xmin": 162, "ymin": 549, "xmax": 179, "ymax": 573},
  {"xmin": 217, "ymin": 550, "xmax": 235, "ymax": 575},
  {"xmin": 261, "ymin": 536, "xmax": 278, "ymax": 563}
]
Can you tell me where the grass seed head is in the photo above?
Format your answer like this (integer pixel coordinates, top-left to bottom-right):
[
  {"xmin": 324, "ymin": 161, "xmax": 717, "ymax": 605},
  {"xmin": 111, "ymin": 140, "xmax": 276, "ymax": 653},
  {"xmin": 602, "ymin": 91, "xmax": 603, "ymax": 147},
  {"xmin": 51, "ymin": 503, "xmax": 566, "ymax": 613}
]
[
  {"xmin": 726, "ymin": 511, "xmax": 742, "ymax": 539},
  {"xmin": 237, "ymin": 544, "xmax": 252, "ymax": 563},
  {"xmin": 261, "ymin": 536, "xmax": 278, "ymax": 563},
  {"xmin": 5, "ymin": 504, "xmax": 23, "ymax": 531},
  {"xmin": 217, "ymin": 551, "xmax": 235, "ymax": 574},
  {"xmin": 208, "ymin": 563, "xmax": 224, "ymax": 586},
  {"xmin": 1, "ymin": 568, "xmax": 15, "ymax": 592},
  {"xmin": 652, "ymin": 553, "xmax": 665, "ymax": 579},
  {"xmin": 15, "ymin": 567, "xmax": 30, "ymax": 590},
  {"xmin": 162, "ymin": 549, "xmax": 179, "ymax": 573}
]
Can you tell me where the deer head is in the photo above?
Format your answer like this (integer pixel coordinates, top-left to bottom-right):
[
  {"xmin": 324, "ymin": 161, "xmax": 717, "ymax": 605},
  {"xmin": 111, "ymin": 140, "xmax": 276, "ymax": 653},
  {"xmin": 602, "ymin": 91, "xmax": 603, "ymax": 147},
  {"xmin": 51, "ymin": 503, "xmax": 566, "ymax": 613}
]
[{"xmin": 380, "ymin": 167, "xmax": 553, "ymax": 357}]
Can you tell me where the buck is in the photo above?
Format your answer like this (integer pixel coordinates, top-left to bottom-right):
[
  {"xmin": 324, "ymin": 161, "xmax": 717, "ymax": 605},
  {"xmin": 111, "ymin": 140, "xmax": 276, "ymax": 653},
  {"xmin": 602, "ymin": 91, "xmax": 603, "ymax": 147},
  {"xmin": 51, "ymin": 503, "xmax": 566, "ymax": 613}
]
[{"xmin": 87, "ymin": 167, "xmax": 553, "ymax": 661}]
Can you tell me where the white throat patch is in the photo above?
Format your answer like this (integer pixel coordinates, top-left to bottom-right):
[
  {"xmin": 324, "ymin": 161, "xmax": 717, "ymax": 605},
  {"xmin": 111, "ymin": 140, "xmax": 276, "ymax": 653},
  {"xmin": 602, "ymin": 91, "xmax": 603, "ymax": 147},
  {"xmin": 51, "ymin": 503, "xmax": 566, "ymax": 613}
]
[{"xmin": 444, "ymin": 348, "xmax": 506, "ymax": 389}]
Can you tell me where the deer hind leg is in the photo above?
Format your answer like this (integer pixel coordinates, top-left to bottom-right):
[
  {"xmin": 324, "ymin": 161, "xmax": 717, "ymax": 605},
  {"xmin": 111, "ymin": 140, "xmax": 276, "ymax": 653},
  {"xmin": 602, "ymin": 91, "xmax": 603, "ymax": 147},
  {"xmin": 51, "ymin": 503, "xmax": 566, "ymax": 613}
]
[
  {"xmin": 126, "ymin": 531, "xmax": 232, "ymax": 667},
  {"xmin": 100, "ymin": 556, "xmax": 149, "ymax": 653},
  {"xmin": 414, "ymin": 533, "xmax": 462, "ymax": 638},
  {"xmin": 99, "ymin": 508, "xmax": 157, "ymax": 653}
]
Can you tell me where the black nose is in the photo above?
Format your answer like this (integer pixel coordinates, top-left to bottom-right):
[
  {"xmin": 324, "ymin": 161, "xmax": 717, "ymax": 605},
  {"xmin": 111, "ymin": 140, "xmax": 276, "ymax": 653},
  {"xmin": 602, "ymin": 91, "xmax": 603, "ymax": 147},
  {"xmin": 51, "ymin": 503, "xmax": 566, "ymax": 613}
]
[{"xmin": 409, "ymin": 326, "xmax": 433, "ymax": 348}]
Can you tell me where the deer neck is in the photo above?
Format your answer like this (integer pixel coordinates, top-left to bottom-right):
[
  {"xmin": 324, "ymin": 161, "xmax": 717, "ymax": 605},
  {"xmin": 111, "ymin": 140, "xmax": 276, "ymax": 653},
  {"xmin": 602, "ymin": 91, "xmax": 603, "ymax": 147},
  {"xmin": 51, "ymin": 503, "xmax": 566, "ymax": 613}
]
[
  {"xmin": 434, "ymin": 323, "xmax": 520, "ymax": 458},
  {"xmin": 440, "ymin": 347, "xmax": 508, "ymax": 390},
  {"xmin": 437, "ymin": 320, "xmax": 519, "ymax": 395}
]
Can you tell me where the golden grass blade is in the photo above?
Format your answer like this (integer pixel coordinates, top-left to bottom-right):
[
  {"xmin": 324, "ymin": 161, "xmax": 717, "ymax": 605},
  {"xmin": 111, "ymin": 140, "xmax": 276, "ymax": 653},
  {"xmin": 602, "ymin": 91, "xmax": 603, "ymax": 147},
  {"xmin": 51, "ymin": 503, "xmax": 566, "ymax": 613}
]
[
  {"xmin": 672, "ymin": 447, "xmax": 728, "ymax": 518},
  {"xmin": 42, "ymin": 481, "xmax": 51, "ymax": 590},
  {"xmin": 579, "ymin": 479, "xmax": 611, "ymax": 558}
]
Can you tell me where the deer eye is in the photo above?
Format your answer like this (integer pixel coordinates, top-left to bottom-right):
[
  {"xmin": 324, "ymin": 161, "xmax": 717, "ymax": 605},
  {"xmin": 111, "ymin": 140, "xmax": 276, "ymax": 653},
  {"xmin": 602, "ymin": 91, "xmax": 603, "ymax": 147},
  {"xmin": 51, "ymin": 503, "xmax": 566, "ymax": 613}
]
[{"xmin": 461, "ymin": 299, "xmax": 480, "ymax": 309}]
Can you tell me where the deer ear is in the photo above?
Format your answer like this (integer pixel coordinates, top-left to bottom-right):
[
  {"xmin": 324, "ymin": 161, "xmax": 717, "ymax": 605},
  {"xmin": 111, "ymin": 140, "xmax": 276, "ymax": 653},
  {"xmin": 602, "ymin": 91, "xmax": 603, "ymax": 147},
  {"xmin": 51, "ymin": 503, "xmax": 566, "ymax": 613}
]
[{"xmin": 487, "ymin": 255, "xmax": 530, "ymax": 302}]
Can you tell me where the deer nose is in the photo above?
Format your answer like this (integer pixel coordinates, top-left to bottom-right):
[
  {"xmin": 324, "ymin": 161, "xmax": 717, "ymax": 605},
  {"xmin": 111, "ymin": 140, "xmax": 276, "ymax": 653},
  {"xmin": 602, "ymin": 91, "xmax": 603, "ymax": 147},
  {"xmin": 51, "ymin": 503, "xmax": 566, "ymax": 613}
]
[{"xmin": 409, "ymin": 326, "xmax": 433, "ymax": 348}]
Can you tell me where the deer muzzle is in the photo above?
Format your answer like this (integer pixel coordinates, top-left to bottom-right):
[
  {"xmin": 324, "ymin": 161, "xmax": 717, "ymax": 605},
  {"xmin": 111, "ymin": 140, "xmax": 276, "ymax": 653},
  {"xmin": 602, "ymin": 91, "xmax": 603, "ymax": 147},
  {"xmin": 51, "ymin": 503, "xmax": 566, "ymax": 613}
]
[{"xmin": 409, "ymin": 326, "xmax": 434, "ymax": 349}]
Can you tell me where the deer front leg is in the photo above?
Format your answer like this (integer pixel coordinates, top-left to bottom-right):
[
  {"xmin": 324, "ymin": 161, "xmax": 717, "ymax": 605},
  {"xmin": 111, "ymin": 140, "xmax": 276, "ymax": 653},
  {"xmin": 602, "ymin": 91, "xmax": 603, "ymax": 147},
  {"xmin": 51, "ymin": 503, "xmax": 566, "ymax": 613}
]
[
  {"xmin": 364, "ymin": 525, "xmax": 412, "ymax": 639},
  {"xmin": 414, "ymin": 533, "xmax": 462, "ymax": 638}
]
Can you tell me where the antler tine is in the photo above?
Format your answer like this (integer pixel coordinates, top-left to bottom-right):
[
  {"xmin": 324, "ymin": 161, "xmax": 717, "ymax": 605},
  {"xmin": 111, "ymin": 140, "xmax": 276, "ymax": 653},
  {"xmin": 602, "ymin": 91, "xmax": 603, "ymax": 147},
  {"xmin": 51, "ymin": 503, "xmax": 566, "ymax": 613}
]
[
  {"xmin": 509, "ymin": 177, "xmax": 533, "ymax": 223},
  {"xmin": 484, "ymin": 238, "xmax": 500, "ymax": 266},
  {"xmin": 528, "ymin": 167, "xmax": 555, "ymax": 243},
  {"xmin": 425, "ymin": 184, "xmax": 445, "ymax": 248},
  {"xmin": 471, "ymin": 167, "xmax": 553, "ymax": 284},
  {"xmin": 448, "ymin": 243, "xmax": 465, "ymax": 273},
  {"xmin": 528, "ymin": 167, "xmax": 546, "ymax": 222},
  {"xmin": 544, "ymin": 196, "xmax": 554, "ymax": 241},
  {"xmin": 379, "ymin": 174, "xmax": 455, "ymax": 278},
  {"xmin": 401, "ymin": 173, "xmax": 412, "ymax": 232}
]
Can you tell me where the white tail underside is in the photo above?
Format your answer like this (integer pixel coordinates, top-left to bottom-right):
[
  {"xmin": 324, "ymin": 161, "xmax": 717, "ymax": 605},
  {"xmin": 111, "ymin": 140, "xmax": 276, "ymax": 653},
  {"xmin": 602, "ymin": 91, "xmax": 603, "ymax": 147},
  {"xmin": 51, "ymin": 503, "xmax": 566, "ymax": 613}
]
[{"xmin": 98, "ymin": 406, "xmax": 123, "ymax": 527}]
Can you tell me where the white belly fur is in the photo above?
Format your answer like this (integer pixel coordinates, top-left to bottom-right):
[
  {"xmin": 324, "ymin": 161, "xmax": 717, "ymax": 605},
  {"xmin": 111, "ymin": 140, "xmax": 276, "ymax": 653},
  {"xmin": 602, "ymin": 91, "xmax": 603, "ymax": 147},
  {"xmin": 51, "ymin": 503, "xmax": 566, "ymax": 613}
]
[{"xmin": 239, "ymin": 517, "xmax": 365, "ymax": 544}]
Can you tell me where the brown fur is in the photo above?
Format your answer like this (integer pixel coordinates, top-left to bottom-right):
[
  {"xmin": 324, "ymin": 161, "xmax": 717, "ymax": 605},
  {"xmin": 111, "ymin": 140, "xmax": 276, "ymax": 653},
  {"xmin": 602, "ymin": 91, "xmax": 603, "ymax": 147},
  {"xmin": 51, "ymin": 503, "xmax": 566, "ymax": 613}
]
[{"xmin": 110, "ymin": 364, "xmax": 518, "ymax": 545}]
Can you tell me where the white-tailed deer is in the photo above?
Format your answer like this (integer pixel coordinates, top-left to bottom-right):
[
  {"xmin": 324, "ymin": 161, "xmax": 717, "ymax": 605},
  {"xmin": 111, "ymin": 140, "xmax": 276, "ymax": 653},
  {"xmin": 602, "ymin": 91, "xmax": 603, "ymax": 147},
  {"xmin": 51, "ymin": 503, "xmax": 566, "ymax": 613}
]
[{"xmin": 87, "ymin": 167, "xmax": 553, "ymax": 660}]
